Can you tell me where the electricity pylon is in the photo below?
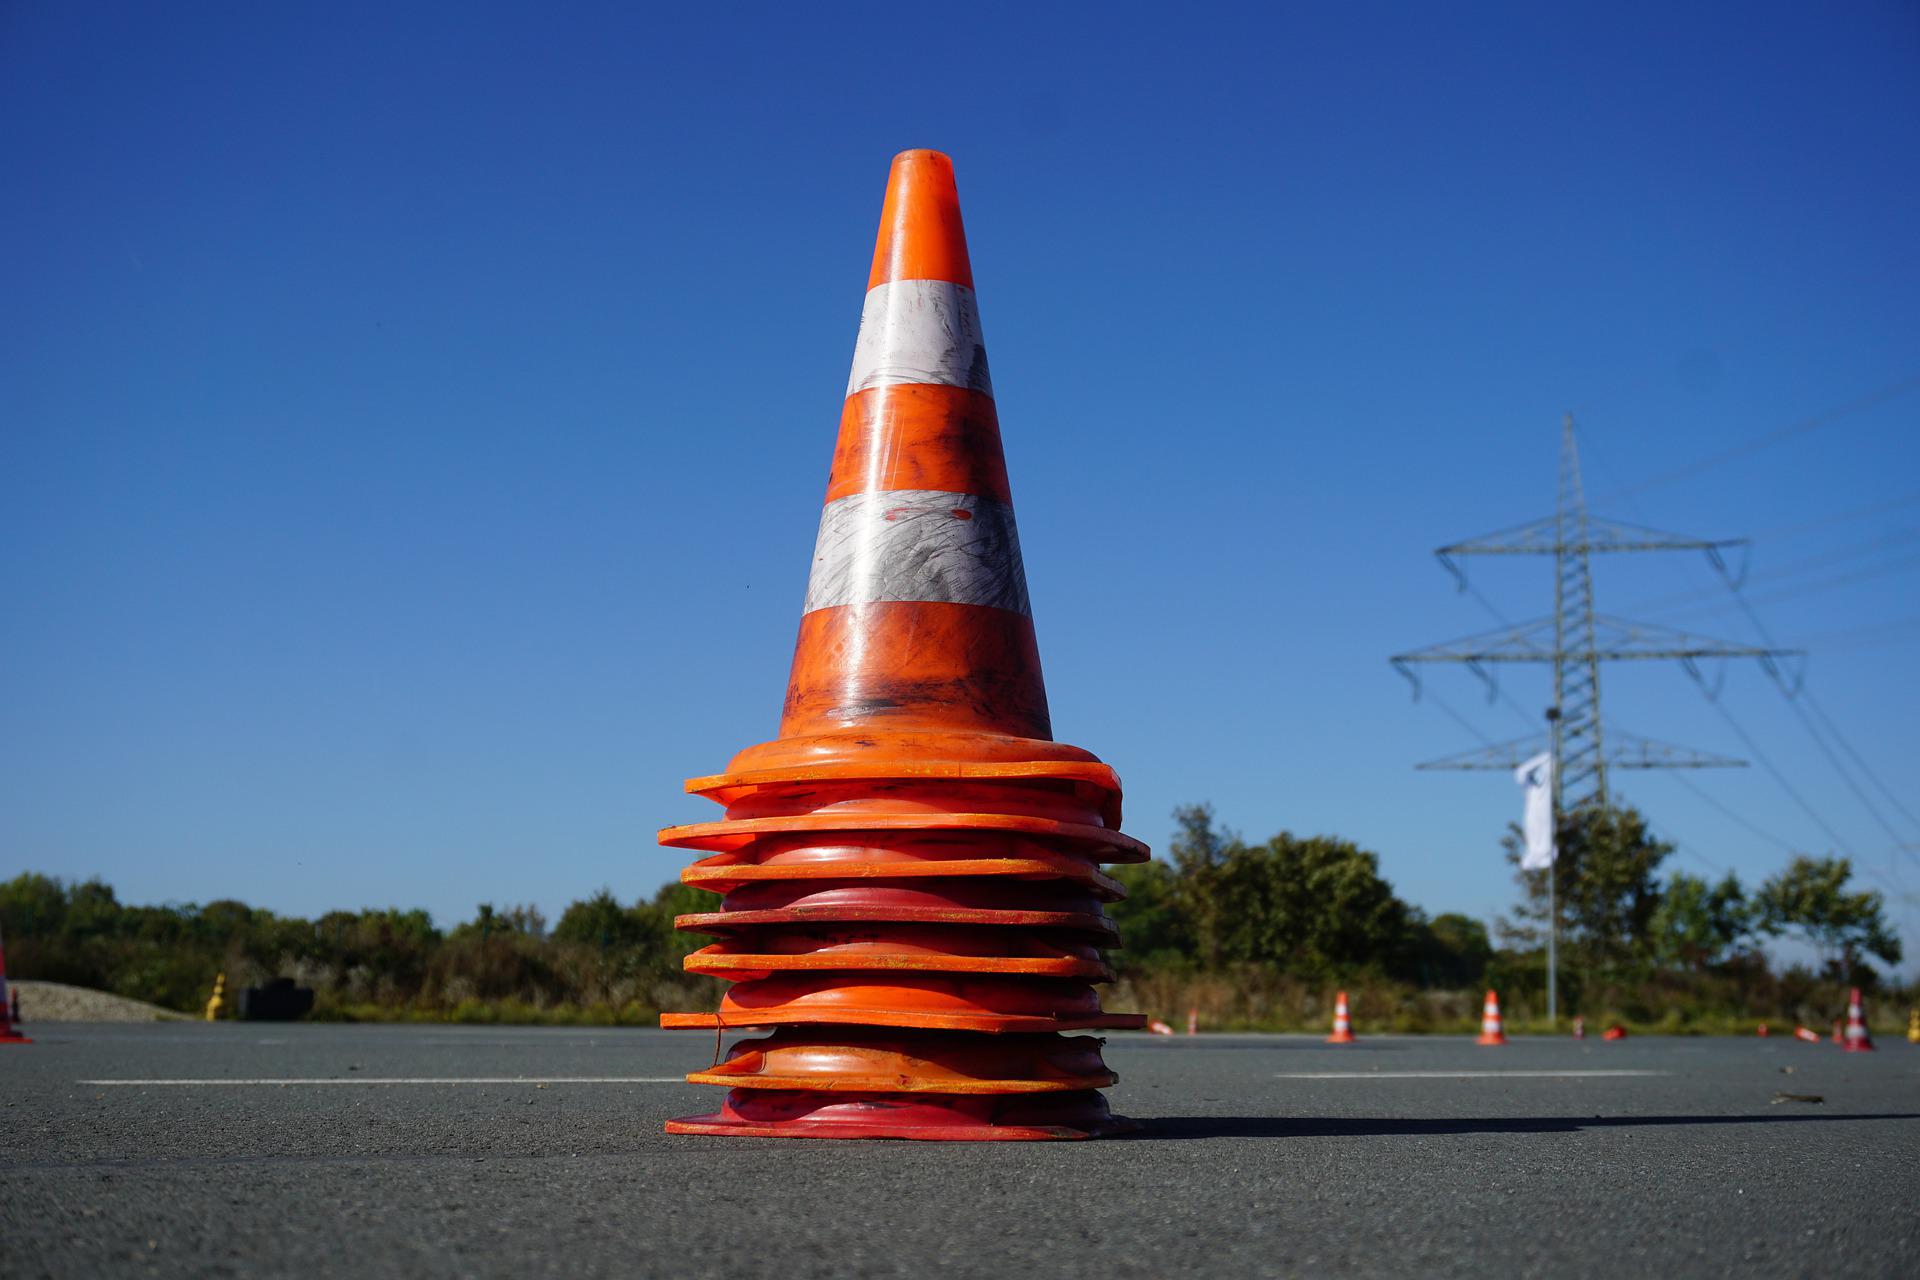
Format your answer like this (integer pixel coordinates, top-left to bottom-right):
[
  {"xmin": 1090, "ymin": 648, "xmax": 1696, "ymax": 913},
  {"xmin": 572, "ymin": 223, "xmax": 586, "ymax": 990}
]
[{"xmin": 1390, "ymin": 414, "xmax": 1800, "ymax": 814}]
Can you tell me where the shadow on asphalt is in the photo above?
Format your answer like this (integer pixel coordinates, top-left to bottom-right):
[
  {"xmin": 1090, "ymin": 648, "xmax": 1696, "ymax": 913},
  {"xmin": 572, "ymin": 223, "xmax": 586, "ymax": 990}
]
[{"xmin": 1135, "ymin": 1113, "xmax": 1920, "ymax": 1139}]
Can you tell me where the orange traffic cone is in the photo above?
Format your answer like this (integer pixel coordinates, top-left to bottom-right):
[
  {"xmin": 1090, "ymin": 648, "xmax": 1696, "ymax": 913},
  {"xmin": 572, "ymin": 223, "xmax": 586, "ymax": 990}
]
[
  {"xmin": 1841, "ymin": 988, "xmax": 1875, "ymax": 1052},
  {"xmin": 1571, "ymin": 1015, "xmax": 1585, "ymax": 1040},
  {"xmin": 1476, "ymin": 990, "xmax": 1507, "ymax": 1045},
  {"xmin": 1793, "ymin": 1025, "xmax": 1820, "ymax": 1043},
  {"xmin": 1602, "ymin": 1024, "xmax": 1628, "ymax": 1041},
  {"xmin": 1756, "ymin": 1022, "xmax": 1769, "ymax": 1038},
  {"xmin": 1326, "ymin": 991, "xmax": 1357, "ymax": 1044},
  {"xmin": 1831, "ymin": 1018, "xmax": 1844, "ymax": 1046},
  {"xmin": 659, "ymin": 151, "xmax": 1146, "ymax": 1140},
  {"xmin": 1186, "ymin": 1007, "xmax": 1198, "ymax": 1037},
  {"xmin": 0, "ymin": 926, "xmax": 29, "ymax": 1045},
  {"xmin": 1147, "ymin": 1019, "xmax": 1175, "ymax": 1037}
]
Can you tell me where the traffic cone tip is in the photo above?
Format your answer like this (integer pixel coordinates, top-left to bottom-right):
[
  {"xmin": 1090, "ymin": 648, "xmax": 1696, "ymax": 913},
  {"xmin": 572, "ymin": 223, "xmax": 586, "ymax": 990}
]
[{"xmin": 869, "ymin": 150, "xmax": 973, "ymax": 290}]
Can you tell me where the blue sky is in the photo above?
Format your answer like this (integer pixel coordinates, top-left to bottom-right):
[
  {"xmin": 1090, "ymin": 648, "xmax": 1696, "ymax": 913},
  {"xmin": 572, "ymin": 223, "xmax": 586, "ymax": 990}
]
[{"xmin": 4, "ymin": 3, "xmax": 1916, "ymax": 969}]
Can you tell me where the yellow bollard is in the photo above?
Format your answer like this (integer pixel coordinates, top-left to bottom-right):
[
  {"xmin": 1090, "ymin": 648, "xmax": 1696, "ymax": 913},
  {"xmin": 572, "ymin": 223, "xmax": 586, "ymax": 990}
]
[
  {"xmin": 204, "ymin": 972, "xmax": 227, "ymax": 1022},
  {"xmin": 1907, "ymin": 1008, "xmax": 1918, "ymax": 1045}
]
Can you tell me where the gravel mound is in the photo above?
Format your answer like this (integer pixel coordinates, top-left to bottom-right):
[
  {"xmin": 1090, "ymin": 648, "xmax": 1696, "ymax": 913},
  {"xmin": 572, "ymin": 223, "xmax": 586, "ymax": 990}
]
[{"xmin": 7, "ymin": 979, "xmax": 190, "ymax": 1022}]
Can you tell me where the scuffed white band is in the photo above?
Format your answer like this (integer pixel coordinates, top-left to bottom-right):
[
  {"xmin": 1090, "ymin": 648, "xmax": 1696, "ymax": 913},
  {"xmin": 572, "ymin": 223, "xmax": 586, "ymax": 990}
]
[
  {"xmin": 845, "ymin": 279, "xmax": 993, "ymax": 398},
  {"xmin": 803, "ymin": 489, "xmax": 1030, "ymax": 615}
]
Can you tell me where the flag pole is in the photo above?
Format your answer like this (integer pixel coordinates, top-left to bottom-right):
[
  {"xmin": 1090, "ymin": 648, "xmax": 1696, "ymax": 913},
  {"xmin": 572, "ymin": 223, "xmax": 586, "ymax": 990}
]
[{"xmin": 1544, "ymin": 705, "xmax": 1561, "ymax": 1026}]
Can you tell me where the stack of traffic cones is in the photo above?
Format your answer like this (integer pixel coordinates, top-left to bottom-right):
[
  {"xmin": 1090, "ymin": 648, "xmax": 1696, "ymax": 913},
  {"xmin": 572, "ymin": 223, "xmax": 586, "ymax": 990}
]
[
  {"xmin": 0, "ymin": 926, "xmax": 29, "ymax": 1045},
  {"xmin": 1476, "ymin": 990, "xmax": 1507, "ymax": 1046},
  {"xmin": 1326, "ymin": 991, "xmax": 1357, "ymax": 1044},
  {"xmin": 1841, "ymin": 988, "xmax": 1875, "ymax": 1052},
  {"xmin": 659, "ymin": 151, "xmax": 1146, "ymax": 1140}
]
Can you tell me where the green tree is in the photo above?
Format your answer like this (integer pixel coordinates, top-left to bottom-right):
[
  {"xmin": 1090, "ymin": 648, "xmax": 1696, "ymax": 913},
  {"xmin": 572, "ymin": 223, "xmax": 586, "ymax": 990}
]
[
  {"xmin": 1403, "ymin": 911, "xmax": 1493, "ymax": 988},
  {"xmin": 554, "ymin": 889, "xmax": 647, "ymax": 949},
  {"xmin": 641, "ymin": 882, "xmax": 722, "ymax": 962},
  {"xmin": 1503, "ymin": 804, "xmax": 1672, "ymax": 974},
  {"xmin": 1105, "ymin": 861, "xmax": 1191, "ymax": 969},
  {"xmin": 1647, "ymin": 872, "xmax": 1750, "ymax": 971},
  {"xmin": 1167, "ymin": 803, "xmax": 1239, "ymax": 969},
  {"xmin": 1212, "ymin": 832, "xmax": 1411, "ymax": 976},
  {"xmin": 1753, "ymin": 855, "xmax": 1901, "ymax": 980}
]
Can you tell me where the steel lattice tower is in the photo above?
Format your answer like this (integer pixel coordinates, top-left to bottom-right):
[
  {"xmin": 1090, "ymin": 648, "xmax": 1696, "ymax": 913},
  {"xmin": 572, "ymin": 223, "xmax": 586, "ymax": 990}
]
[
  {"xmin": 1392, "ymin": 415, "xmax": 1800, "ymax": 814},
  {"xmin": 1552, "ymin": 420, "xmax": 1606, "ymax": 808}
]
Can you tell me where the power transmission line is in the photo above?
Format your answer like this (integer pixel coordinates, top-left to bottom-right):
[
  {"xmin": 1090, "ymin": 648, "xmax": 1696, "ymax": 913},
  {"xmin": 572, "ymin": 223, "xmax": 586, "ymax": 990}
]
[
  {"xmin": 1675, "ymin": 553, "xmax": 1920, "ymax": 861},
  {"xmin": 1751, "ymin": 490, "xmax": 1920, "ymax": 540},
  {"xmin": 1692, "ymin": 691, "xmax": 1858, "ymax": 860},
  {"xmin": 1619, "ymin": 528, "xmax": 1920, "ymax": 616},
  {"xmin": 1420, "ymin": 682, "xmax": 1501, "ymax": 749},
  {"xmin": 1789, "ymin": 614, "xmax": 1920, "ymax": 652},
  {"xmin": 1592, "ymin": 373, "xmax": 1920, "ymax": 504},
  {"xmin": 1649, "ymin": 554, "xmax": 1920, "ymax": 624},
  {"xmin": 1800, "ymin": 690, "xmax": 1920, "ymax": 836},
  {"xmin": 1391, "ymin": 415, "xmax": 1794, "ymax": 812},
  {"xmin": 1661, "ymin": 769, "xmax": 1799, "ymax": 856}
]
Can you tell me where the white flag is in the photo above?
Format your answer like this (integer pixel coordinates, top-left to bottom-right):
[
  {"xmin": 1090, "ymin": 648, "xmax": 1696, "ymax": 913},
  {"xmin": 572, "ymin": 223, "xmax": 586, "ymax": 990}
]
[{"xmin": 1514, "ymin": 751, "xmax": 1555, "ymax": 870}]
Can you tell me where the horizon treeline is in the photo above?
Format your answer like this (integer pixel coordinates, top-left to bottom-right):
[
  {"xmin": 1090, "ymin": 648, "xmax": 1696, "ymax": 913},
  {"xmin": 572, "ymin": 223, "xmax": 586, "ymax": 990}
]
[{"xmin": 1, "ymin": 801, "xmax": 1905, "ymax": 1030}]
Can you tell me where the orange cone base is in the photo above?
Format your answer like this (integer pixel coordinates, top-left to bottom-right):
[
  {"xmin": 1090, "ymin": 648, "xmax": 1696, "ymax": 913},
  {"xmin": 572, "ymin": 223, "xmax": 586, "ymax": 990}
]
[
  {"xmin": 684, "ymin": 925, "xmax": 1114, "ymax": 982},
  {"xmin": 0, "ymin": 1031, "xmax": 29, "ymax": 1044},
  {"xmin": 1326, "ymin": 1030, "xmax": 1356, "ymax": 1044},
  {"xmin": 663, "ymin": 1011, "xmax": 1146, "ymax": 1033},
  {"xmin": 665, "ymin": 1088, "xmax": 1137, "ymax": 1141},
  {"xmin": 1476, "ymin": 1034, "xmax": 1507, "ymax": 1046},
  {"xmin": 686, "ymin": 1027, "xmax": 1117, "ymax": 1094},
  {"xmin": 1842, "ymin": 1040, "xmax": 1875, "ymax": 1053}
]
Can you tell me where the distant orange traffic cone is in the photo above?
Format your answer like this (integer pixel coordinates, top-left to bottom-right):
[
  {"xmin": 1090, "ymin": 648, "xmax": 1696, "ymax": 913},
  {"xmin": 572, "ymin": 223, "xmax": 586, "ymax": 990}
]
[
  {"xmin": 1186, "ymin": 1007, "xmax": 1198, "ymax": 1037},
  {"xmin": 1327, "ymin": 991, "xmax": 1357, "ymax": 1044},
  {"xmin": 1602, "ymin": 1024, "xmax": 1628, "ymax": 1041},
  {"xmin": 1147, "ymin": 1019, "xmax": 1175, "ymax": 1037},
  {"xmin": 658, "ymin": 151, "xmax": 1146, "ymax": 1141},
  {"xmin": 1831, "ymin": 1018, "xmax": 1844, "ymax": 1046},
  {"xmin": 1756, "ymin": 1022, "xmax": 1769, "ymax": 1038},
  {"xmin": 1476, "ymin": 990, "xmax": 1507, "ymax": 1045},
  {"xmin": 1842, "ymin": 988, "xmax": 1875, "ymax": 1052},
  {"xmin": 1793, "ymin": 1026, "xmax": 1820, "ymax": 1043},
  {"xmin": 0, "ymin": 926, "xmax": 29, "ymax": 1045},
  {"xmin": 1571, "ymin": 1015, "xmax": 1585, "ymax": 1040}
]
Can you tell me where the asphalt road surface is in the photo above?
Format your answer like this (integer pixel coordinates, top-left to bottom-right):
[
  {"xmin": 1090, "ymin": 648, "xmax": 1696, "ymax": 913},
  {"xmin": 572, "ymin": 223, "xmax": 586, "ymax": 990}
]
[{"xmin": 3, "ymin": 1024, "xmax": 1915, "ymax": 1277}]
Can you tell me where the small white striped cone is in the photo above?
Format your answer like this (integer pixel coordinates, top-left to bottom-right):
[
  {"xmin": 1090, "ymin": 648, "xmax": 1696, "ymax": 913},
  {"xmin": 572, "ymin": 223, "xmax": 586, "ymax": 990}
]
[
  {"xmin": 1475, "ymin": 989, "xmax": 1507, "ymax": 1046},
  {"xmin": 1842, "ymin": 988, "xmax": 1875, "ymax": 1052},
  {"xmin": 1326, "ymin": 990, "xmax": 1356, "ymax": 1044}
]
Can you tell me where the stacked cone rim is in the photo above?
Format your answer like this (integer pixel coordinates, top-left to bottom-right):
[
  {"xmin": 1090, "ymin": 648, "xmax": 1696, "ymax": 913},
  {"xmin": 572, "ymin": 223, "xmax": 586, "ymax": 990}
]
[{"xmin": 658, "ymin": 150, "xmax": 1141, "ymax": 1139}]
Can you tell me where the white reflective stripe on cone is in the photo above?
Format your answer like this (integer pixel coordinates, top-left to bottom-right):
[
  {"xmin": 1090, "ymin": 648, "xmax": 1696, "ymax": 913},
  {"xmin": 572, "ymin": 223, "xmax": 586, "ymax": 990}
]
[
  {"xmin": 846, "ymin": 279, "xmax": 993, "ymax": 397},
  {"xmin": 803, "ymin": 489, "xmax": 1030, "ymax": 615}
]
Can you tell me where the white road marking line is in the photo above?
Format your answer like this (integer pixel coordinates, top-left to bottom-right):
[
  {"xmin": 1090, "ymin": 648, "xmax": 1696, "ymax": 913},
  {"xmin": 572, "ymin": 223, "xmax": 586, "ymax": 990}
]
[
  {"xmin": 78, "ymin": 1077, "xmax": 688, "ymax": 1086},
  {"xmin": 1274, "ymin": 1070, "xmax": 1667, "ymax": 1080}
]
